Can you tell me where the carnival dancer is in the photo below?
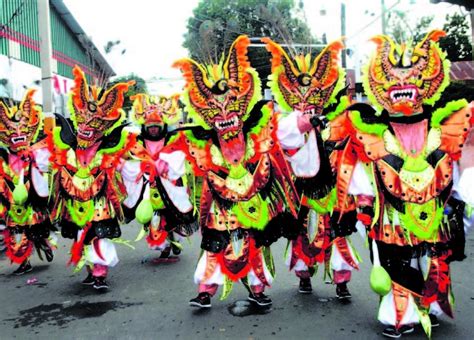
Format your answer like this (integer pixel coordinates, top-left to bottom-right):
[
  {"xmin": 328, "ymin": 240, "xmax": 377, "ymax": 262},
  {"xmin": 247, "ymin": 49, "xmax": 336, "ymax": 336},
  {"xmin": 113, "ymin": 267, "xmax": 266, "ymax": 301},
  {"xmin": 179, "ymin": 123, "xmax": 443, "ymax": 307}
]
[
  {"xmin": 339, "ymin": 30, "xmax": 474, "ymax": 337},
  {"xmin": 124, "ymin": 93, "xmax": 196, "ymax": 261},
  {"xmin": 264, "ymin": 38, "xmax": 360, "ymax": 298},
  {"xmin": 48, "ymin": 66, "xmax": 136, "ymax": 290},
  {"xmin": 166, "ymin": 35, "xmax": 300, "ymax": 308},
  {"xmin": 0, "ymin": 90, "xmax": 55, "ymax": 274}
]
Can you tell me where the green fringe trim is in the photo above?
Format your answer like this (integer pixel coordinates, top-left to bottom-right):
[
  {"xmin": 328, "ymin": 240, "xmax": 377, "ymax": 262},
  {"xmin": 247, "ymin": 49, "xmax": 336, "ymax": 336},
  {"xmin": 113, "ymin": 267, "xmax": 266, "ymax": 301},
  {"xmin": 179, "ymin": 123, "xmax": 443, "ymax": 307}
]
[
  {"xmin": 52, "ymin": 126, "xmax": 71, "ymax": 150},
  {"xmin": 183, "ymin": 130, "xmax": 208, "ymax": 149},
  {"xmin": 326, "ymin": 96, "xmax": 350, "ymax": 121},
  {"xmin": 424, "ymin": 42, "xmax": 451, "ymax": 106},
  {"xmin": 249, "ymin": 103, "xmax": 272, "ymax": 136},
  {"xmin": 326, "ymin": 67, "xmax": 347, "ymax": 108},
  {"xmin": 245, "ymin": 68, "xmax": 263, "ymax": 116},
  {"xmin": 65, "ymin": 200, "xmax": 94, "ymax": 227},
  {"xmin": 430, "ymin": 99, "xmax": 468, "ymax": 128},
  {"xmin": 231, "ymin": 195, "xmax": 270, "ymax": 230},
  {"xmin": 305, "ymin": 189, "xmax": 336, "ymax": 214},
  {"xmin": 267, "ymin": 66, "xmax": 292, "ymax": 113},
  {"xmin": 349, "ymin": 110, "xmax": 387, "ymax": 137},
  {"xmin": 361, "ymin": 62, "xmax": 383, "ymax": 114},
  {"xmin": 167, "ymin": 132, "xmax": 180, "ymax": 146},
  {"xmin": 33, "ymin": 105, "xmax": 44, "ymax": 144}
]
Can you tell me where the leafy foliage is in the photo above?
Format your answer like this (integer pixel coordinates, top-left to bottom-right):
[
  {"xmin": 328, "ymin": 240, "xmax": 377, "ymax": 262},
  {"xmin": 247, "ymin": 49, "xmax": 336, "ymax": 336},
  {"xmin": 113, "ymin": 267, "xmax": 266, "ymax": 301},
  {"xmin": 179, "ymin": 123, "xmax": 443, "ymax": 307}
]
[
  {"xmin": 182, "ymin": 0, "xmax": 318, "ymax": 82},
  {"xmin": 109, "ymin": 74, "xmax": 148, "ymax": 113},
  {"xmin": 439, "ymin": 13, "xmax": 473, "ymax": 62},
  {"xmin": 386, "ymin": 11, "xmax": 472, "ymax": 62}
]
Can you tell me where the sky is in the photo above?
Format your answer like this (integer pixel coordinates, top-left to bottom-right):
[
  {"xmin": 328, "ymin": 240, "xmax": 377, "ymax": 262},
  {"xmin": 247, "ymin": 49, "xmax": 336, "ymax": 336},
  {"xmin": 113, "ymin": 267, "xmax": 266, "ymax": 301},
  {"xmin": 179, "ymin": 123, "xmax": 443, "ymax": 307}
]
[{"xmin": 63, "ymin": 0, "xmax": 468, "ymax": 92}]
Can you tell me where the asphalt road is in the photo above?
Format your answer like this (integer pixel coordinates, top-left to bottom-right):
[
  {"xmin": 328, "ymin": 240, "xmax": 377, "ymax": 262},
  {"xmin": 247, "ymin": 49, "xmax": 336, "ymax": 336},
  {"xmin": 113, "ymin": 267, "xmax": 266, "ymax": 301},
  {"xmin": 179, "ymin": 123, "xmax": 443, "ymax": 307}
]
[{"xmin": 1, "ymin": 222, "xmax": 473, "ymax": 340}]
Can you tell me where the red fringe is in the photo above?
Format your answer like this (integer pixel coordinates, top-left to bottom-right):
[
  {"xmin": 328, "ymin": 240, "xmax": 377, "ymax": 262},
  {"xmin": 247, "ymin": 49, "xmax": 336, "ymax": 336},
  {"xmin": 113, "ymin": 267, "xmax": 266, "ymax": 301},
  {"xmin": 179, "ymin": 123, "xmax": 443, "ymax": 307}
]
[
  {"xmin": 4, "ymin": 229, "xmax": 34, "ymax": 264},
  {"xmin": 68, "ymin": 222, "xmax": 92, "ymax": 266},
  {"xmin": 215, "ymin": 238, "xmax": 258, "ymax": 282}
]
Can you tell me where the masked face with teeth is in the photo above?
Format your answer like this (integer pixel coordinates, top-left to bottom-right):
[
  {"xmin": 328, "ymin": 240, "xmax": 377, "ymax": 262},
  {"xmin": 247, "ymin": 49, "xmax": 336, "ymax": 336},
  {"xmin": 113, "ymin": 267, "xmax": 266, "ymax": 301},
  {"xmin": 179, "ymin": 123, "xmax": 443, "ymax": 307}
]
[
  {"xmin": 173, "ymin": 35, "xmax": 261, "ymax": 141},
  {"xmin": 263, "ymin": 38, "xmax": 346, "ymax": 118},
  {"xmin": 0, "ymin": 89, "xmax": 42, "ymax": 153},
  {"xmin": 363, "ymin": 30, "xmax": 449, "ymax": 117},
  {"xmin": 69, "ymin": 66, "xmax": 134, "ymax": 149},
  {"xmin": 131, "ymin": 93, "xmax": 182, "ymax": 139}
]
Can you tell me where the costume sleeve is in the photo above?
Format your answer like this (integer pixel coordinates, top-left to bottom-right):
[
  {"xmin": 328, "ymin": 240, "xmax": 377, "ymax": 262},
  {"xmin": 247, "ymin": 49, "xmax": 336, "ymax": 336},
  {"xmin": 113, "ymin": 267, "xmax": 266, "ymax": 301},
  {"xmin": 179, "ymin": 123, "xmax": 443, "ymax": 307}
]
[
  {"xmin": 31, "ymin": 147, "xmax": 50, "ymax": 198},
  {"xmin": 159, "ymin": 150, "xmax": 187, "ymax": 181},
  {"xmin": 452, "ymin": 162, "xmax": 474, "ymax": 233},
  {"xmin": 277, "ymin": 111, "xmax": 321, "ymax": 178},
  {"xmin": 348, "ymin": 161, "xmax": 375, "ymax": 197},
  {"xmin": 121, "ymin": 159, "xmax": 144, "ymax": 209},
  {"xmin": 276, "ymin": 111, "xmax": 305, "ymax": 149}
]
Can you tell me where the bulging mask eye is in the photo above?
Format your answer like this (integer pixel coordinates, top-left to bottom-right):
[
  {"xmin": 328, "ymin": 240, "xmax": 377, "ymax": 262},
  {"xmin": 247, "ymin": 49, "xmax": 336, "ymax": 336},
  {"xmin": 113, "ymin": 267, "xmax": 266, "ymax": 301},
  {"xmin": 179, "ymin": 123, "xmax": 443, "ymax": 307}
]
[
  {"xmin": 88, "ymin": 102, "xmax": 97, "ymax": 112},
  {"xmin": 298, "ymin": 74, "xmax": 312, "ymax": 87},
  {"xmin": 211, "ymin": 79, "xmax": 229, "ymax": 95}
]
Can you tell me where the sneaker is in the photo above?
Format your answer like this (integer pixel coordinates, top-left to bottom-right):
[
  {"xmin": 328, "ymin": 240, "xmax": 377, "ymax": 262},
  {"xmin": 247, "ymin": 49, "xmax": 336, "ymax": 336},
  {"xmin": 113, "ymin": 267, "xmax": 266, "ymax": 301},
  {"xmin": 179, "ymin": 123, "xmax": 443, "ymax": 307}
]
[
  {"xmin": 382, "ymin": 325, "xmax": 414, "ymax": 338},
  {"xmin": 298, "ymin": 278, "xmax": 312, "ymax": 294},
  {"xmin": 429, "ymin": 314, "xmax": 440, "ymax": 328},
  {"xmin": 82, "ymin": 273, "xmax": 95, "ymax": 286},
  {"xmin": 189, "ymin": 293, "xmax": 212, "ymax": 308},
  {"xmin": 13, "ymin": 260, "xmax": 33, "ymax": 275},
  {"xmin": 248, "ymin": 292, "xmax": 272, "ymax": 307},
  {"xmin": 159, "ymin": 247, "xmax": 171, "ymax": 259},
  {"xmin": 336, "ymin": 282, "xmax": 352, "ymax": 300},
  {"xmin": 93, "ymin": 276, "xmax": 109, "ymax": 290}
]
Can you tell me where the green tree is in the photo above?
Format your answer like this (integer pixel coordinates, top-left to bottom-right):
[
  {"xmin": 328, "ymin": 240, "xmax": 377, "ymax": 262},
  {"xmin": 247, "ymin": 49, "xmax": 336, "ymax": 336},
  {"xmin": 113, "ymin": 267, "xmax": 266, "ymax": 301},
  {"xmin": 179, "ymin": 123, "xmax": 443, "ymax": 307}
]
[
  {"xmin": 109, "ymin": 74, "xmax": 148, "ymax": 113},
  {"xmin": 386, "ymin": 11, "xmax": 434, "ymax": 44},
  {"xmin": 182, "ymin": 0, "xmax": 318, "ymax": 81},
  {"xmin": 439, "ymin": 13, "xmax": 472, "ymax": 62}
]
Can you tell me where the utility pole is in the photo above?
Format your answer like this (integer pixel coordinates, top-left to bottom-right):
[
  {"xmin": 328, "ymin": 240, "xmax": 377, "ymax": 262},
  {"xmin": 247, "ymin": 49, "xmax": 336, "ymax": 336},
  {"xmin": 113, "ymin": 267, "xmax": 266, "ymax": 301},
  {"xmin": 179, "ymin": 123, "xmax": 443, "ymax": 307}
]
[
  {"xmin": 37, "ymin": 0, "xmax": 54, "ymax": 132},
  {"xmin": 471, "ymin": 8, "xmax": 474, "ymax": 62},
  {"xmin": 341, "ymin": 1, "xmax": 346, "ymax": 68},
  {"xmin": 381, "ymin": 0, "xmax": 387, "ymax": 34}
]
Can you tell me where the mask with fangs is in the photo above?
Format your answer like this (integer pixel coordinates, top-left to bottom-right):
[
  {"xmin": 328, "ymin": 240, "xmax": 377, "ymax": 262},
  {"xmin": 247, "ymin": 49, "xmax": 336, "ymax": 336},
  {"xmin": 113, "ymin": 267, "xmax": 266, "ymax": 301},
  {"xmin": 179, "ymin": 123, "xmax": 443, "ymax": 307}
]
[{"xmin": 69, "ymin": 65, "xmax": 134, "ymax": 149}]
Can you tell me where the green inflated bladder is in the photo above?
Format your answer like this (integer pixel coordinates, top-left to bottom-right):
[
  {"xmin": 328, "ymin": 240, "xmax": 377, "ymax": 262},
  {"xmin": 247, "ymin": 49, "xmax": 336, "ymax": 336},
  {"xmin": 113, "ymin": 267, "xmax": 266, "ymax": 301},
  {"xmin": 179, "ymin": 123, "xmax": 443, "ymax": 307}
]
[
  {"xmin": 370, "ymin": 240, "xmax": 392, "ymax": 296},
  {"xmin": 12, "ymin": 183, "xmax": 28, "ymax": 205},
  {"xmin": 136, "ymin": 199, "xmax": 153, "ymax": 224},
  {"xmin": 370, "ymin": 266, "xmax": 392, "ymax": 296}
]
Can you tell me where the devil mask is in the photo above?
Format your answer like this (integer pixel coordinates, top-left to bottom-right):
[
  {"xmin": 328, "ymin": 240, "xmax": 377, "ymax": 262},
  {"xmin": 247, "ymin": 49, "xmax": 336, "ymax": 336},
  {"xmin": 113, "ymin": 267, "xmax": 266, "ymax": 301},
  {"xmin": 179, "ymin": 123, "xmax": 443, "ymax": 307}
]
[
  {"xmin": 131, "ymin": 93, "xmax": 182, "ymax": 139},
  {"xmin": 363, "ymin": 30, "xmax": 450, "ymax": 117},
  {"xmin": 69, "ymin": 65, "xmax": 134, "ymax": 149},
  {"xmin": 263, "ymin": 38, "xmax": 346, "ymax": 117},
  {"xmin": 173, "ymin": 35, "xmax": 262, "ymax": 141},
  {"xmin": 0, "ymin": 89, "xmax": 42, "ymax": 153}
]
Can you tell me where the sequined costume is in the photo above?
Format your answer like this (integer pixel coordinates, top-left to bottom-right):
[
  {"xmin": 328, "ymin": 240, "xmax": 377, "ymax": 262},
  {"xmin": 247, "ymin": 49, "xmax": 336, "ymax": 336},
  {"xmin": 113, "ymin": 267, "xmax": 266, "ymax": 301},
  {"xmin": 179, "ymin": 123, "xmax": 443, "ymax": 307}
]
[
  {"xmin": 124, "ymin": 93, "xmax": 196, "ymax": 260},
  {"xmin": 47, "ymin": 66, "xmax": 136, "ymax": 290},
  {"xmin": 339, "ymin": 31, "xmax": 474, "ymax": 337},
  {"xmin": 167, "ymin": 35, "xmax": 299, "ymax": 308},
  {"xmin": 0, "ymin": 90, "xmax": 55, "ymax": 274},
  {"xmin": 263, "ymin": 38, "xmax": 360, "ymax": 297}
]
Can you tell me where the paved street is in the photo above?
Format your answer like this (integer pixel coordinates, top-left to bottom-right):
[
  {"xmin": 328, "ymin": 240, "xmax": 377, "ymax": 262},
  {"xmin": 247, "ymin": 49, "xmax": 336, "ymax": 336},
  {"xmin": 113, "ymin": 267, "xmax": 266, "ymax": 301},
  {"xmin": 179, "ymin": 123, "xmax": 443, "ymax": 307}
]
[{"xmin": 1, "ymin": 223, "xmax": 473, "ymax": 340}]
